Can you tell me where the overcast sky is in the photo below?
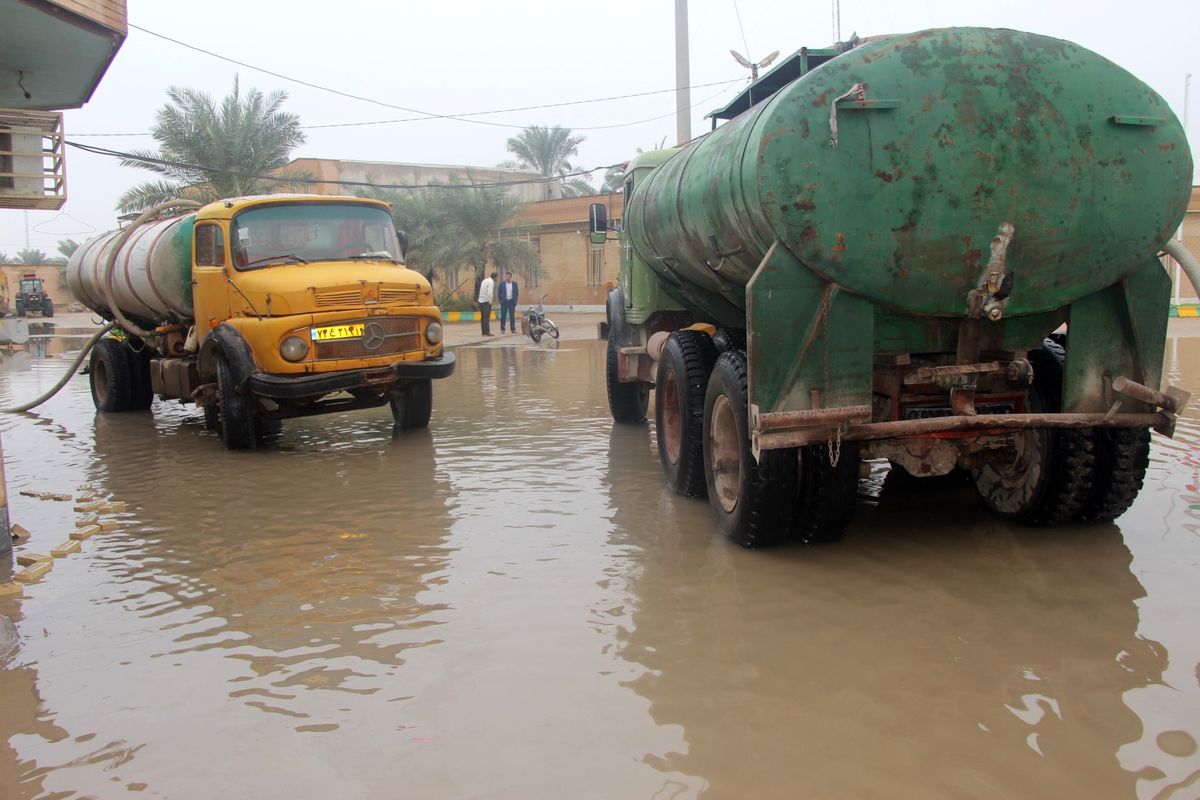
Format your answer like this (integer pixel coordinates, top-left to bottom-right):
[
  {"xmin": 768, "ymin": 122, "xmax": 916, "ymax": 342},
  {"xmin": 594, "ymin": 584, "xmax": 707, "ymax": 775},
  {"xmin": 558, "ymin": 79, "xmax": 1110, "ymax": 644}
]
[{"xmin": 2, "ymin": 0, "xmax": 1197, "ymax": 255}]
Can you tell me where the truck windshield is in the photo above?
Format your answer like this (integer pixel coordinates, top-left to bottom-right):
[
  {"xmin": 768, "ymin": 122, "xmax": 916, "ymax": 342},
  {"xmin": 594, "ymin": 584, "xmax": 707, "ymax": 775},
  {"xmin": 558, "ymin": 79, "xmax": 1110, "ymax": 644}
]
[{"xmin": 230, "ymin": 204, "xmax": 401, "ymax": 270}]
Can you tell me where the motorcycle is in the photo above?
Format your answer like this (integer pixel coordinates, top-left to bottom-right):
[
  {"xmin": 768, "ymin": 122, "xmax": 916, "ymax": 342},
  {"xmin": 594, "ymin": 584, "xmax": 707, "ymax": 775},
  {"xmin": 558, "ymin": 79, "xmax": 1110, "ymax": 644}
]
[{"xmin": 525, "ymin": 295, "xmax": 559, "ymax": 343}]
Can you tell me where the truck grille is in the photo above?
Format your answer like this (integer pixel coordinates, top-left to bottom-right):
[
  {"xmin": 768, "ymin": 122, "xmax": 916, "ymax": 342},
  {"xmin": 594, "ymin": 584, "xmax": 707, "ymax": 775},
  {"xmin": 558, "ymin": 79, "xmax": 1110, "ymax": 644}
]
[
  {"xmin": 313, "ymin": 317, "xmax": 423, "ymax": 360},
  {"xmin": 314, "ymin": 288, "xmax": 362, "ymax": 308},
  {"xmin": 313, "ymin": 286, "xmax": 420, "ymax": 307}
]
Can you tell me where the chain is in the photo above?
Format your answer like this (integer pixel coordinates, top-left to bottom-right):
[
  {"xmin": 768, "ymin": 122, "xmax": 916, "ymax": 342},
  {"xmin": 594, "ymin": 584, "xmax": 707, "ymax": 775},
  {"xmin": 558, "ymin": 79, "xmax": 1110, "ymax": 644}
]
[{"xmin": 828, "ymin": 422, "xmax": 843, "ymax": 468}]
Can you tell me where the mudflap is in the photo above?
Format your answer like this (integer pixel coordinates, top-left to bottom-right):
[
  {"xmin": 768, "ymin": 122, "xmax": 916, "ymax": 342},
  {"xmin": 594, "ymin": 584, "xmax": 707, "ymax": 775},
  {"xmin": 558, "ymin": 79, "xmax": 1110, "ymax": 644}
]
[
  {"xmin": 746, "ymin": 241, "xmax": 874, "ymax": 450},
  {"xmin": 1063, "ymin": 257, "xmax": 1170, "ymax": 414}
]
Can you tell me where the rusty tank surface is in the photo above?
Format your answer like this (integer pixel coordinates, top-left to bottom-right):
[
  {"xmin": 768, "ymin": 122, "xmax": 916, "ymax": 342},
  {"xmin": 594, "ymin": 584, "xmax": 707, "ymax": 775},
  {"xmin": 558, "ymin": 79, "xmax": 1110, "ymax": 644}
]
[{"xmin": 595, "ymin": 27, "xmax": 1193, "ymax": 547}]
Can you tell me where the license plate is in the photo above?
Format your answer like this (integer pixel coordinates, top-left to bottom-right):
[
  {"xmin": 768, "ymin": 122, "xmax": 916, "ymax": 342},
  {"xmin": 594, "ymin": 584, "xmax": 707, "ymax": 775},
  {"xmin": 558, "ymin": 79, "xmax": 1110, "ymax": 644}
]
[{"xmin": 311, "ymin": 323, "xmax": 364, "ymax": 341}]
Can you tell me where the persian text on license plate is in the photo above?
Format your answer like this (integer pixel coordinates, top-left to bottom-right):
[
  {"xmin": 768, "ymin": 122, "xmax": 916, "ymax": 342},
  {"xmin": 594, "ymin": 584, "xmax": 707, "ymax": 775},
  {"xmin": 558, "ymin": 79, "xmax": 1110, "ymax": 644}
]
[{"xmin": 311, "ymin": 323, "xmax": 364, "ymax": 341}]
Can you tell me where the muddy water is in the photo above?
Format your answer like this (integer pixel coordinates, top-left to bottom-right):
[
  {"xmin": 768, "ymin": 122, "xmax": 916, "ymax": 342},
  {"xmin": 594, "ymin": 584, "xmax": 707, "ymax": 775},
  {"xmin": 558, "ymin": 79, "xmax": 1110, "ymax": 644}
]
[{"xmin": 1, "ymin": 330, "xmax": 1199, "ymax": 799}]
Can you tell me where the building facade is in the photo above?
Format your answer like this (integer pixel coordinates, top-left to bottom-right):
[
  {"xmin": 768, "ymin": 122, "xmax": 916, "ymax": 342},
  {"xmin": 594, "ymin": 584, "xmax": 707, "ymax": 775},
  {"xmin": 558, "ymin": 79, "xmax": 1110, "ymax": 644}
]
[{"xmin": 284, "ymin": 158, "xmax": 560, "ymax": 204}]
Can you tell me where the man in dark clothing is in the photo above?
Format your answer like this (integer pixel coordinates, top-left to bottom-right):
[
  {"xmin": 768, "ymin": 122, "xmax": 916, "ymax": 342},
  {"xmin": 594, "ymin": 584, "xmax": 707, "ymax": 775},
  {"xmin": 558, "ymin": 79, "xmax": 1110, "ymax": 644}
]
[{"xmin": 497, "ymin": 271, "xmax": 520, "ymax": 334}]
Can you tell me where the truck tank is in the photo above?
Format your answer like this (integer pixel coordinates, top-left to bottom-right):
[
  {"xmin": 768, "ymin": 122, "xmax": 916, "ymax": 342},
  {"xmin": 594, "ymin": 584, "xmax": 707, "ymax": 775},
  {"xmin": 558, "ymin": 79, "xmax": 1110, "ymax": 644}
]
[
  {"xmin": 626, "ymin": 27, "xmax": 1192, "ymax": 323},
  {"xmin": 67, "ymin": 214, "xmax": 196, "ymax": 324}
]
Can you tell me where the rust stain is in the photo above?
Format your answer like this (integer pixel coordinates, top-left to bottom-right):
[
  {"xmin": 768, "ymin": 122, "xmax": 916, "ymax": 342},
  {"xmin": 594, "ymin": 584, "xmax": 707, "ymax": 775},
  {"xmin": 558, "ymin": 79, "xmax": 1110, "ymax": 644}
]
[
  {"xmin": 800, "ymin": 225, "xmax": 818, "ymax": 243},
  {"xmin": 794, "ymin": 199, "xmax": 817, "ymax": 211},
  {"xmin": 812, "ymin": 90, "xmax": 830, "ymax": 108},
  {"xmin": 875, "ymin": 170, "xmax": 896, "ymax": 183},
  {"xmin": 834, "ymin": 233, "xmax": 847, "ymax": 252}
]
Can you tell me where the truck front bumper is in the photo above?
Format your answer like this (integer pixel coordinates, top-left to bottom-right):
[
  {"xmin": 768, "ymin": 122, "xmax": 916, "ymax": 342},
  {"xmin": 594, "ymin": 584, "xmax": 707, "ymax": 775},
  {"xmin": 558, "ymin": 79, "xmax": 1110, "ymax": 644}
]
[{"xmin": 248, "ymin": 353, "xmax": 456, "ymax": 400}]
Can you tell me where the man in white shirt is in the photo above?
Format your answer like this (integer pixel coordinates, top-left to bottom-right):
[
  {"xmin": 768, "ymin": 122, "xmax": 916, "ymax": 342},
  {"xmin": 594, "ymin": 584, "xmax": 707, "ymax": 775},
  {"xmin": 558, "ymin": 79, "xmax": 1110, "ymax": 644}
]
[{"xmin": 477, "ymin": 271, "xmax": 496, "ymax": 336}]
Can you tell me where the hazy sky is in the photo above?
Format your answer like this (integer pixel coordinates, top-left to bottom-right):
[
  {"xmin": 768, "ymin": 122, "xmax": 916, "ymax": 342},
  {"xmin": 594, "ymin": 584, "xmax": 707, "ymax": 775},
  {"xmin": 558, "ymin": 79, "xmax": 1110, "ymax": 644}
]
[{"xmin": 2, "ymin": 0, "xmax": 1197, "ymax": 255}]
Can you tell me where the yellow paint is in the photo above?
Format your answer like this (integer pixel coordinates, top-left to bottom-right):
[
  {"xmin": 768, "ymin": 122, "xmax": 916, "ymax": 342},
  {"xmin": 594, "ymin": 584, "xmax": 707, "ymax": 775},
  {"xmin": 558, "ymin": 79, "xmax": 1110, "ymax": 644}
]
[{"xmin": 1179, "ymin": 306, "xmax": 1199, "ymax": 318}]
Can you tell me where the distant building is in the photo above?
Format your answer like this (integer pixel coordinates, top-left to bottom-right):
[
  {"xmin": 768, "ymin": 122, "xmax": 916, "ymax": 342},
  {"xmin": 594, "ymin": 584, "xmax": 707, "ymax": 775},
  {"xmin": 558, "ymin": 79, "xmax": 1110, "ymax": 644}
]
[
  {"xmin": 500, "ymin": 194, "xmax": 623, "ymax": 308},
  {"xmin": 284, "ymin": 158, "xmax": 561, "ymax": 204}
]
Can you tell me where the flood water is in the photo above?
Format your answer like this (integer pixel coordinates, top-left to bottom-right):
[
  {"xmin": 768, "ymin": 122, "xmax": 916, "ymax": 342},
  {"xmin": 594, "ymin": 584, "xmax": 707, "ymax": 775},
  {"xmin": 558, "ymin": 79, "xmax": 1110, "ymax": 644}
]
[{"xmin": 1, "ymin": 327, "xmax": 1199, "ymax": 799}]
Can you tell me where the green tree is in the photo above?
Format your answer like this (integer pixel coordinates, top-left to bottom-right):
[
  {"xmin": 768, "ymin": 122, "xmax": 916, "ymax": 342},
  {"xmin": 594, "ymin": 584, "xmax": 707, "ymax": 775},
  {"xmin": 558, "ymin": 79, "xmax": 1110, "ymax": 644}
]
[
  {"xmin": 0, "ymin": 252, "xmax": 11, "ymax": 264},
  {"xmin": 16, "ymin": 248, "xmax": 49, "ymax": 264},
  {"xmin": 117, "ymin": 77, "xmax": 309, "ymax": 213},
  {"xmin": 504, "ymin": 125, "xmax": 595, "ymax": 198},
  {"xmin": 57, "ymin": 239, "xmax": 80, "ymax": 260},
  {"xmin": 358, "ymin": 178, "xmax": 541, "ymax": 302}
]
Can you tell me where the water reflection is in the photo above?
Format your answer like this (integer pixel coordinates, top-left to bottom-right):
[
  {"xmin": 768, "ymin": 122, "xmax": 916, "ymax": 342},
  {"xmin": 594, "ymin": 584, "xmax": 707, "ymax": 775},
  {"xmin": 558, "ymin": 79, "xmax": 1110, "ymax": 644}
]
[{"xmin": 0, "ymin": 332, "xmax": 1198, "ymax": 799}]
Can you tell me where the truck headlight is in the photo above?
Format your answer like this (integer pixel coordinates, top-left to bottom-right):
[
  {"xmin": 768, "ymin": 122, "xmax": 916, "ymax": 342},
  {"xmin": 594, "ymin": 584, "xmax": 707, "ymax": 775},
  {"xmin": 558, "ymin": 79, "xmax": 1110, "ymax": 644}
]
[
  {"xmin": 280, "ymin": 335, "xmax": 310, "ymax": 362},
  {"xmin": 425, "ymin": 322, "xmax": 443, "ymax": 345}
]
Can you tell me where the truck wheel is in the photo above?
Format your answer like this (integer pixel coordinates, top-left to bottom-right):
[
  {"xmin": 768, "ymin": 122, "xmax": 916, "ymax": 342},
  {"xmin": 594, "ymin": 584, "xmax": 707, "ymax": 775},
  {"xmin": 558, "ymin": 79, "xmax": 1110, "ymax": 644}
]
[
  {"xmin": 42, "ymin": 299, "xmax": 53, "ymax": 317},
  {"xmin": 217, "ymin": 355, "xmax": 257, "ymax": 450},
  {"xmin": 1079, "ymin": 427, "xmax": 1150, "ymax": 522},
  {"xmin": 972, "ymin": 347, "xmax": 1096, "ymax": 524},
  {"xmin": 607, "ymin": 336, "xmax": 648, "ymax": 423},
  {"xmin": 712, "ymin": 328, "xmax": 746, "ymax": 354},
  {"xmin": 390, "ymin": 379, "xmax": 433, "ymax": 430},
  {"xmin": 90, "ymin": 338, "xmax": 136, "ymax": 412},
  {"xmin": 790, "ymin": 442, "xmax": 860, "ymax": 544},
  {"xmin": 703, "ymin": 350, "xmax": 794, "ymax": 547},
  {"xmin": 656, "ymin": 329, "xmax": 718, "ymax": 497}
]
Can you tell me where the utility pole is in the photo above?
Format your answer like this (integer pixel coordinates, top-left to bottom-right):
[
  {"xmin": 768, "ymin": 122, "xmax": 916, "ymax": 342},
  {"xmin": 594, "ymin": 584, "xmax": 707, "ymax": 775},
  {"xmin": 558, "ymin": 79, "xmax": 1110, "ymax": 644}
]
[
  {"xmin": 675, "ymin": 0, "xmax": 691, "ymax": 146},
  {"xmin": 832, "ymin": 0, "xmax": 841, "ymax": 43}
]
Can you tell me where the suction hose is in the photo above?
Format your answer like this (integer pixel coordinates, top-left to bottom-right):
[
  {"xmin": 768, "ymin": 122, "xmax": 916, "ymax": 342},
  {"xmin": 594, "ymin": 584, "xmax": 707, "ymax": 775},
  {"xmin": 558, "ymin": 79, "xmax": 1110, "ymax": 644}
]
[
  {"xmin": 1, "ymin": 198, "xmax": 200, "ymax": 414},
  {"xmin": 1164, "ymin": 239, "xmax": 1200, "ymax": 301}
]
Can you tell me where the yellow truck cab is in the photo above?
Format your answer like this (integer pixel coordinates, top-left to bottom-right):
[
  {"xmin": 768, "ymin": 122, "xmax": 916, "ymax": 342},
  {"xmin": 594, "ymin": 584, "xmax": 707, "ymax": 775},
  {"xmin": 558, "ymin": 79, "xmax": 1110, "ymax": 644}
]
[{"xmin": 68, "ymin": 194, "xmax": 455, "ymax": 449}]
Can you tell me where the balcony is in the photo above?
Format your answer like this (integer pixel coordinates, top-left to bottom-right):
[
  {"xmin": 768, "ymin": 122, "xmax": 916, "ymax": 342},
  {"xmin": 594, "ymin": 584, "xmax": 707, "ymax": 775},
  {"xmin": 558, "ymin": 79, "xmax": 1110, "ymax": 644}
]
[
  {"xmin": 0, "ymin": 110, "xmax": 66, "ymax": 210},
  {"xmin": 0, "ymin": 0, "xmax": 127, "ymax": 111}
]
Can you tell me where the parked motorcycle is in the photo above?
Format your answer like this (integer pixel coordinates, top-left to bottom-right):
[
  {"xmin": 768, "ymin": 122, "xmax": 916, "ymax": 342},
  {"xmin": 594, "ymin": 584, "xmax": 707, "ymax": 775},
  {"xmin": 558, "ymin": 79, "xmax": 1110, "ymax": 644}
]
[{"xmin": 525, "ymin": 295, "xmax": 559, "ymax": 343}]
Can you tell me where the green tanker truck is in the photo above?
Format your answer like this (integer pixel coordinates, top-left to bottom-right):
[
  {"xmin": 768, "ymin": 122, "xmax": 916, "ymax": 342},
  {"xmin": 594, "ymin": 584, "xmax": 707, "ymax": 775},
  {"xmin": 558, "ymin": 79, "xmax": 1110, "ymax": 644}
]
[{"xmin": 592, "ymin": 27, "xmax": 1193, "ymax": 547}]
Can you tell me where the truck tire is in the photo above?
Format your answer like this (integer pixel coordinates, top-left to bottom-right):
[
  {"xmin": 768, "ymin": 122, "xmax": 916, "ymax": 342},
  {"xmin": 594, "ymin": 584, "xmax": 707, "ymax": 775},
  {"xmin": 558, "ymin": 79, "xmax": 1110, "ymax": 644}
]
[
  {"xmin": 390, "ymin": 379, "xmax": 433, "ymax": 430},
  {"xmin": 127, "ymin": 346, "xmax": 153, "ymax": 410},
  {"xmin": 712, "ymin": 328, "xmax": 746, "ymax": 354},
  {"xmin": 790, "ymin": 442, "xmax": 860, "ymax": 544},
  {"xmin": 702, "ymin": 350, "xmax": 795, "ymax": 548},
  {"xmin": 607, "ymin": 336, "xmax": 648, "ymax": 423},
  {"xmin": 217, "ymin": 354, "xmax": 257, "ymax": 450},
  {"xmin": 656, "ymin": 329, "xmax": 718, "ymax": 497},
  {"xmin": 972, "ymin": 346, "xmax": 1097, "ymax": 524},
  {"xmin": 42, "ymin": 299, "xmax": 53, "ymax": 317},
  {"xmin": 90, "ymin": 338, "xmax": 137, "ymax": 412},
  {"xmin": 1079, "ymin": 427, "xmax": 1151, "ymax": 522}
]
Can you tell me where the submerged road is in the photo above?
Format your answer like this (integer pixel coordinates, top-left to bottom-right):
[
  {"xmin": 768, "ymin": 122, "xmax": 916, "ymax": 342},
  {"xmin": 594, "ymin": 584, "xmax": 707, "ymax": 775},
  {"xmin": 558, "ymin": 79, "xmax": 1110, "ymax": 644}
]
[{"xmin": 0, "ymin": 317, "xmax": 1199, "ymax": 798}]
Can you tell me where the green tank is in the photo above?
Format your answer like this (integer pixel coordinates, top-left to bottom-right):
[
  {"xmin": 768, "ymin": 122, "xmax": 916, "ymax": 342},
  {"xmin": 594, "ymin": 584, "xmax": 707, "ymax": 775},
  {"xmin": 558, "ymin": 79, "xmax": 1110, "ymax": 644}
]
[{"xmin": 598, "ymin": 27, "xmax": 1192, "ymax": 548}]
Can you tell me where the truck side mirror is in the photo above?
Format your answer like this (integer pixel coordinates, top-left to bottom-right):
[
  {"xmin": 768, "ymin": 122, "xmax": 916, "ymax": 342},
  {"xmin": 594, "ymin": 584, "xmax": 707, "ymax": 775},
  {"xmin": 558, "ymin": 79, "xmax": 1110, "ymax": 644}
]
[
  {"xmin": 588, "ymin": 203, "xmax": 607, "ymax": 245},
  {"xmin": 396, "ymin": 230, "xmax": 409, "ymax": 263}
]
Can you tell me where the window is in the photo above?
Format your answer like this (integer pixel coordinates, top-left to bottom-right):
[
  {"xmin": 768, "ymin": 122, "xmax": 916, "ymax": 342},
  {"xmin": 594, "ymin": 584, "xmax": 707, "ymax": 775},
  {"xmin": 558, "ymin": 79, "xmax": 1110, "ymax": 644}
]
[
  {"xmin": 195, "ymin": 224, "xmax": 226, "ymax": 267},
  {"xmin": 230, "ymin": 203, "xmax": 400, "ymax": 270},
  {"xmin": 0, "ymin": 131, "xmax": 12, "ymax": 189},
  {"xmin": 587, "ymin": 244, "xmax": 605, "ymax": 287}
]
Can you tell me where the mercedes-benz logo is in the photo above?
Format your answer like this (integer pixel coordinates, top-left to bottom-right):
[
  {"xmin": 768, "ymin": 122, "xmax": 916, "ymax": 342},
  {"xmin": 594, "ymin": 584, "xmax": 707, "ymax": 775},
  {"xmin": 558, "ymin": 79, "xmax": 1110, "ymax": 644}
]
[{"xmin": 361, "ymin": 322, "xmax": 386, "ymax": 351}]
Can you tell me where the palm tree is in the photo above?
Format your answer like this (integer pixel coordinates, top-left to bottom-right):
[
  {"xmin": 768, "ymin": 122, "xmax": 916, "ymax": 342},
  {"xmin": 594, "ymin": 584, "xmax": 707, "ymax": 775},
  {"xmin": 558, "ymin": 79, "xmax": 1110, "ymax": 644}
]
[
  {"xmin": 504, "ymin": 125, "xmax": 595, "ymax": 198},
  {"xmin": 16, "ymin": 248, "xmax": 49, "ymax": 264},
  {"xmin": 357, "ymin": 179, "xmax": 541, "ymax": 302},
  {"xmin": 117, "ymin": 77, "xmax": 309, "ymax": 213}
]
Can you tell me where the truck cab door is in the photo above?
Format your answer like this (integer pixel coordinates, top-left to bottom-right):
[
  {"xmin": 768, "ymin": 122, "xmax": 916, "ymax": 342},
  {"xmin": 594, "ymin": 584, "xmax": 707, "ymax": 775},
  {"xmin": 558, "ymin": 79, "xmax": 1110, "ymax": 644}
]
[{"xmin": 192, "ymin": 223, "xmax": 231, "ymax": 335}]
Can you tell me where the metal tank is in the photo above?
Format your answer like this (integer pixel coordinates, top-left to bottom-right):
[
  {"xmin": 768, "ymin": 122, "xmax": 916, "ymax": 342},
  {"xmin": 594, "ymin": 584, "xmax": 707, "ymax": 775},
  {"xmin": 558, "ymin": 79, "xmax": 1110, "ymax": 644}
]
[
  {"xmin": 67, "ymin": 213, "xmax": 196, "ymax": 324},
  {"xmin": 625, "ymin": 27, "xmax": 1192, "ymax": 324}
]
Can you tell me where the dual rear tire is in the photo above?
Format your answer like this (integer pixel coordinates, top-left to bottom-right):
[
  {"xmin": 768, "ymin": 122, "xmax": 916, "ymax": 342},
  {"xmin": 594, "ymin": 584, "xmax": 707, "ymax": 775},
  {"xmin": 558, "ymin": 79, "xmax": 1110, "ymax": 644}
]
[{"xmin": 90, "ymin": 337, "xmax": 152, "ymax": 412}]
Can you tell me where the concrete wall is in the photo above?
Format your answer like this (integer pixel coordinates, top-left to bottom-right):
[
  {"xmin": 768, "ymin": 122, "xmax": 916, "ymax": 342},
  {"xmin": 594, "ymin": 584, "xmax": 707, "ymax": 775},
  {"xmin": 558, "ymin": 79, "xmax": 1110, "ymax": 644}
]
[{"xmin": 1, "ymin": 265, "xmax": 75, "ymax": 312}]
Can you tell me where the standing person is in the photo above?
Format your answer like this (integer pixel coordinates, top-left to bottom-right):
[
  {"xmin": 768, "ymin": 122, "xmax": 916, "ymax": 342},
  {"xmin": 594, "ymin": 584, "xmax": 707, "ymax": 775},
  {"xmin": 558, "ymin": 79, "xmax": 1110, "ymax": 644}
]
[
  {"xmin": 497, "ymin": 270, "xmax": 520, "ymax": 334},
  {"xmin": 477, "ymin": 271, "xmax": 496, "ymax": 336}
]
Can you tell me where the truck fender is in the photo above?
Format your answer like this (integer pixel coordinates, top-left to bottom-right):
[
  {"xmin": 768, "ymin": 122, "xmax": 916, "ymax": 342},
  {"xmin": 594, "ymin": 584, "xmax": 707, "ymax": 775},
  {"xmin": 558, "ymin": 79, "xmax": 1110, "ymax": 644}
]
[
  {"xmin": 606, "ymin": 287, "xmax": 628, "ymax": 345},
  {"xmin": 198, "ymin": 324, "xmax": 257, "ymax": 388}
]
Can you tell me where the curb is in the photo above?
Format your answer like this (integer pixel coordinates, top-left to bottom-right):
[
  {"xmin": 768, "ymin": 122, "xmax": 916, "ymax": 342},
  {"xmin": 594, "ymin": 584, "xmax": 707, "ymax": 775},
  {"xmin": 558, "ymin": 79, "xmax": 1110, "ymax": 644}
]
[{"xmin": 1170, "ymin": 304, "xmax": 1200, "ymax": 318}]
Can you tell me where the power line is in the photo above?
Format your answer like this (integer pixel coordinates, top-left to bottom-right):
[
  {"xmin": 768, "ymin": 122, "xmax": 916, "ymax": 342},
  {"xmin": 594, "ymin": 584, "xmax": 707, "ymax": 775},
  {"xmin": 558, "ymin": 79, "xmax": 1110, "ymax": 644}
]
[
  {"xmin": 129, "ymin": 23, "xmax": 742, "ymax": 134},
  {"xmin": 66, "ymin": 140, "xmax": 624, "ymax": 191},
  {"xmin": 70, "ymin": 78, "xmax": 743, "ymax": 137}
]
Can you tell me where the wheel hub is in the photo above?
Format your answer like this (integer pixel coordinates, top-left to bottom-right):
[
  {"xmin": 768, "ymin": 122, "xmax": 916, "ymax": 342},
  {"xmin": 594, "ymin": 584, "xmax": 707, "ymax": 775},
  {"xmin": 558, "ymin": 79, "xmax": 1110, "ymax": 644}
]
[{"xmin": 709, "ymin": 394, "xmax": 741, "ymax": 514}]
